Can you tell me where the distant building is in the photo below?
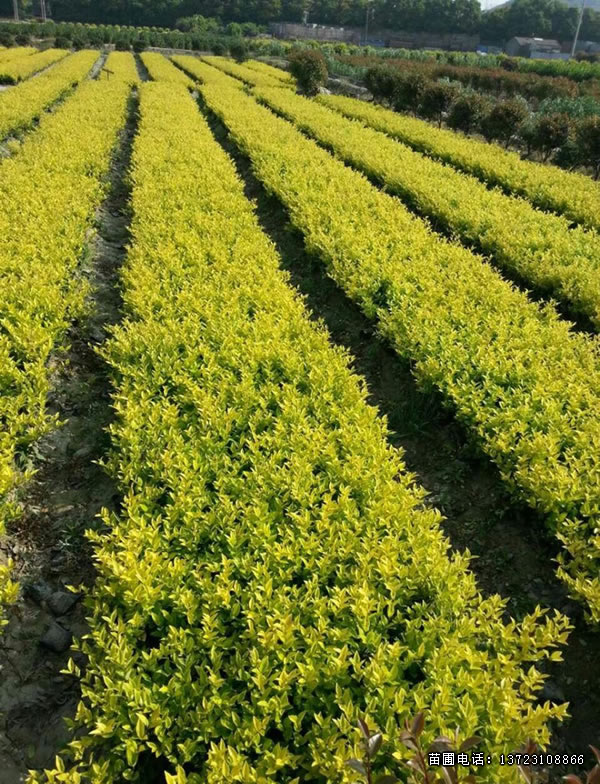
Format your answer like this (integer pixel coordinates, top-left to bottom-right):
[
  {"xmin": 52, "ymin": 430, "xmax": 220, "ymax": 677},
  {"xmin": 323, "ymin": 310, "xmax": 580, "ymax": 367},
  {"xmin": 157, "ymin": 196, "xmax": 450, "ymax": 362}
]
[
  {"xmin": 568, "ymin": 38, "xmax": 600, "ymax": 53},
  {"xmin": 269, "ymin": 22, "xmax": 478, "ymax": 50},
  {"xmin": 505, "ymin": 36, "xmax": 563, "ymax": 57},
  {"xmin": 477, "ymin": 44, "xmax": 503, "ymax": 54},
  {"xmin": 268, "ymin": 22, "xmax": 361, "ymax": 44},
  {"xmin": 384, "ymin": 30, "xmax": 479, "ymax": 51}
]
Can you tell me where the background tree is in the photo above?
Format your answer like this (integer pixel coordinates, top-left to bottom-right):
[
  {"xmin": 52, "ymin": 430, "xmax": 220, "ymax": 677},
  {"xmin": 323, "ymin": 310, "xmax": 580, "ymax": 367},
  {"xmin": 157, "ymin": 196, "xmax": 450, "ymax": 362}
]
[
  {"xmin": 365, "ymin": 65, "xmax": 400, "ymax": 104},
  {"xmin": 176, "ymin": 14, "xmax": 221, "ymax": 33},
  {"xmin": 418, "ymin": 81, "xmax": 459, "ymax": 127},
  {"xmin": 520, "ymin": 112, "xmax": 571, "ymax": 161},
  {"xmin": 392, "ymin": 70, "xmax": 427, "ymax": 113},
  {"xmin": 481, "ymin": 0, "xmax": 600, "ymax": 45},
  {"xmin": 480, "ymin": 97, "xmax": 529, "ymax": 147},
  {"xmin": 229, "ymin": 37, "xmax": 249, "ymax": 60},
  {"xmin": 447, "ymin": 91, "xmax": 491, "ymax": 134},
  {"xmin": 576, "ymin": 115, "xmax": 600, "ymax": 178},
  {"xmin": 19, "ymin": 0, "xmax": 481, "ymax": 35},
  {"xmin": 7, "ymin": 0, "xmax": 600, "ymax": 39}
]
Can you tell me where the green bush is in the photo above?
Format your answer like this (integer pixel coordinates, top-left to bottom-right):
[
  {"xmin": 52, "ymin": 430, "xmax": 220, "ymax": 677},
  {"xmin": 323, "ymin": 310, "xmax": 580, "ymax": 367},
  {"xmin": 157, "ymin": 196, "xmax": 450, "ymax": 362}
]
[
  {"xmin": 132, "ymin": 38, "xmax": 147, "ymax": 53},
  {"xmin": 392, "ymin": 71, "xmax": 428, "ymax": 114},
  {"xmin": 229, "ymin": 38, "xmax": 248, "ymax": 63},
  {"xmin": 447, "ymin": 92, "xmax": 491, "ymax": 134},
  {"xmin": 0, "ymin": 33, "xmax": 14, "ymax": 47},
  {"xmin": 71, "ymin": 35, "xmax": 88, "ymax": 50},
  {"xmin": 54, "ymin": 35, "xmax": 71, "ymax": 49},
  {"xmin": 211, "ymin": 40, "xmax": 226, "ymax": 56},
  {"xmin": 499, "ymin": 56, "xmax": 519, "ymax": 71},
  {"xmin": 576, "ymin": 114, "xmax": 600, "ymax": 177},
  {"xmin": 551, "ymin": 135, "xmax": 581, "ymax": 170},
  {"xmin": 365, "ymin": 65, "xmax": 398, "ymax": 104},
  {"xmin": 226, "ymin": 22, "xmax": 242, "ymax": 37},
  {"xmin": 15, "ymin": 33, "xmax": 30, "ymax": 45},
  {"xmin": 241, "ymin": 22, "xmax": 261, "ymax": 36},
  {"xmin": 289, "ymin": 48, "xmax": 328, "ymax": 96},
  {"xmin": 85, "ymin": 28, "xmax": 104, "ymax": 46},
  {"xmin": 418, "ymin": 81, "xmax": 459, "ymax": 127},
  {"xmin": 521, "ymin": 112, "xmax": 572, "ymax": 161},
  {"xmin": 114, "ymin": 37, "xmax": 131, "ymax": 51},
  {"xmin": 480, "ymin": 97, "xmax": 529, "ymax": 147}
]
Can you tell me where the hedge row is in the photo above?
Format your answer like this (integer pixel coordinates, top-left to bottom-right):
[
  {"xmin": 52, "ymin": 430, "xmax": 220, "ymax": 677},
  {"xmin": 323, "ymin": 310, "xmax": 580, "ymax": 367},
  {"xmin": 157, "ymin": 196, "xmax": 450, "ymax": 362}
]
[
  {"xmin": 102, "ymin": 50, "xmax": 141, "ymax": 85},
  {"xmin": 352, "ymin": 46, "xmax": 600, "ymax": 82},
  {"xmin": 318, "ymin": 93, "xmax": 600, "ymax": 231},
  {"xmin": 140, "ymin": 51, "xmax": 195, "ymax": 85},
  {"xmin": 254, "ymin": 86, "xmax": 600, "ymax": 329},
  {"xmin": 29, "ymin": 79, "xmax": 570, "ymax": 784},
  {"xmin": 0, "ymin": 47, "xmax": 68, "ymax": 85},
  {"xmin": 0, "ymin": 20, "xmax": 198, "ymax": 52},
  {"xmin": 0, "ymin": 50, "xmax": 98, "ymax": 140},
  {"xmin": 0, "ymin": 45, "xmax": 36, "ymax": 63},
  {"xmin": 0, "ymin": 72, "xmax": 131, "ymax": 633},
  {"xmin": 0, "ymin": 20, "xmax": 266, "ymax": 52},
  {"xmin": 245, "ymin": 58, "xmax": 294, "ymax": 85},
  {"xmin": 339, "ymin": 55, "xmax": 599, "ymax": 101},
  {"xmin": 172, "ymin": 54, "xmax": 246, "ymax": 87},
  {"xmin": 511, "ymin": 54, "xmax": 600, "ymax": 82},
  {"xmin": 198, "ymin": 71, "xmax": 600, "ymax": 623},
  {"xmin": 200, "ymin": 55, "xmax": 294, "ymax": 89}
]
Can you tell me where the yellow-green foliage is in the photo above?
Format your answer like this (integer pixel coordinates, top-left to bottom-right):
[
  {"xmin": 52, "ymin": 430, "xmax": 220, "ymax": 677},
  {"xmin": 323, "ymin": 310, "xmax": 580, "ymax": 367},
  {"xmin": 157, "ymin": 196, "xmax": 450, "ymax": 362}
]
[
  {"xmin": 102, "ymin": 51, "xmax": 140, "ymax": 84},
  {"xmin": 201, "ymin": 54, "xmax": 294, "ymax": 88},
  {"xmin": 318, "ymin": 93, "xmax": 600, "ymax": 232},
  {"xmin": 0, "ymin": 50, "xmax": 99, "ymax": 140},
  {"xmin": 256, "ymin": 86, "xmax": 600, "ymax": 329},
  {"xmin": 0, "ymin": 79, "xmax": 130, "ymax": 631},
  {"xmin": 0, "ymin": 48, "xmax": 68, "ymax": 84},
  {"xmin": 0, "ymin": 46, "xmax": 36, "ymax": 64},
  {"xmin": 200, "ymin": 75, "xmax": 600, "ymax": 622},
  {"xmin": 28, "ymin": 81, "xmax": 572, "ymax": 784},
  {"xmin": 172, "ymin": 54, "xmax": 245, "ymax": 87},
  {"xmin": 245, "ymin": 58, "xmax": 295, "ymax": 84},
  {"xmin": 171, "ymin": 55, "xmax": 246, "ymax": 90},
  {"xmin": 141, "ymin": 51, "xmax": 194, "ymax": 85}
]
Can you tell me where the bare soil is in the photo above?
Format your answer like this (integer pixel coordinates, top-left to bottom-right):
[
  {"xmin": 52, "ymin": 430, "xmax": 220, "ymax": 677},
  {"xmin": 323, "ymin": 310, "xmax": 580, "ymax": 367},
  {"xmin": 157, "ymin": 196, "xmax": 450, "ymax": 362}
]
[{"xmin": 0, "ymin": 90, "xmax": 136, "ymax": 784}]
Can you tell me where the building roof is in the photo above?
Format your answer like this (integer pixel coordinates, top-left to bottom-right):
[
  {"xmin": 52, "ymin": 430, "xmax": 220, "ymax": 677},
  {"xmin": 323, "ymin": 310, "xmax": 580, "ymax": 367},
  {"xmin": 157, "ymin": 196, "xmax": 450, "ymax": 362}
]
[{"xmin": 509, "ymin": 36, "xmax": 561, "ymax": 46}]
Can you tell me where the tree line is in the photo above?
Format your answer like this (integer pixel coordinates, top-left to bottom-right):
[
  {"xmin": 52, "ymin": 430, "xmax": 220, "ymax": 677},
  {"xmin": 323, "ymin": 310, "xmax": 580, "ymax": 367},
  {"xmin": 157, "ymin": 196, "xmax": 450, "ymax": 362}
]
[
  {"xmin": 0, "ymin": 0, "xmax": 482, "ymax": 36},
  {"xmin": 482, "ymin": 0, "xmax": 600, "ymax": 44},
  {"xmin": 2, "ymin": 0, "xmax": 600, "ymax": 43}
]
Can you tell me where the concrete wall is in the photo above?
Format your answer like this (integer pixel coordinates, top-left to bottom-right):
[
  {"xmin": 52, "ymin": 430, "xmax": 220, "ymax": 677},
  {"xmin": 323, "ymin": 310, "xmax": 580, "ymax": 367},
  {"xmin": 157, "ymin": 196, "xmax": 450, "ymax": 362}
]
[
  {"xmin": 269, "ymin": 22, "xmax": 478, "ymax": 51},
  {"xmin": 269, "ymin": 22, "xmax": 361, "ymax": 43},
  {"xmin": 382, "ymin": 30, "xmax": 478, "ymax": 51}
]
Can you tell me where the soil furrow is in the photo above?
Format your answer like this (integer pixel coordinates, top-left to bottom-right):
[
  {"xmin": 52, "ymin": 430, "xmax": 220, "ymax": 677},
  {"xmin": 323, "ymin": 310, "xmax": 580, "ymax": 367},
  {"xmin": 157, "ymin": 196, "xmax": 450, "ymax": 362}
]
[{"xmin": 134, "ymin": 52, "xmax": 150, "ymax": 81}]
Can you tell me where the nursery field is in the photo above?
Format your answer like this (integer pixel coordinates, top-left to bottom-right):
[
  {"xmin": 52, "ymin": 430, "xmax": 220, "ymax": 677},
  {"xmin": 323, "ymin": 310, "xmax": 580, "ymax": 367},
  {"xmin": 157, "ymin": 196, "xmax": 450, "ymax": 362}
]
[{"xmin": 1, "ymin": 48, "xmax": 600, "ymax": 784}]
